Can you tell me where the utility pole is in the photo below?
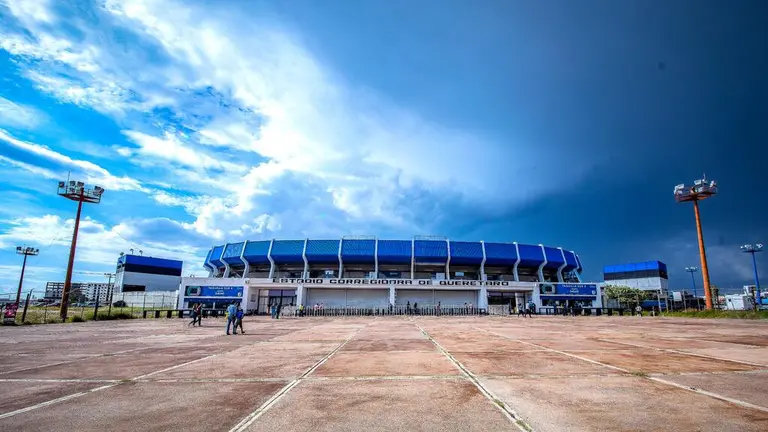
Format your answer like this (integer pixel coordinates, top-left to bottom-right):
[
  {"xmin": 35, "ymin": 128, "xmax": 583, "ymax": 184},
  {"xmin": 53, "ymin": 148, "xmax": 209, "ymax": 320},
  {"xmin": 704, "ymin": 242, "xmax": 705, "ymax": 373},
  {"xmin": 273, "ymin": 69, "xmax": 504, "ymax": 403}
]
[{"xmin": 105, "ymin": 272, "xmax": 116, "ymax": 316}]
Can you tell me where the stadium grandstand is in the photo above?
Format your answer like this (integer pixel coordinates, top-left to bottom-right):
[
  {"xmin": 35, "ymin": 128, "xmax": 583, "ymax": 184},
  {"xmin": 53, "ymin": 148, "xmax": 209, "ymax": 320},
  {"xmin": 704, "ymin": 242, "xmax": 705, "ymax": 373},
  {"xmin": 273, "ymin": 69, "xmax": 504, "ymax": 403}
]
[{"xmin": 179, "ymin": 237, "xmax": 600, "ymax": 314}]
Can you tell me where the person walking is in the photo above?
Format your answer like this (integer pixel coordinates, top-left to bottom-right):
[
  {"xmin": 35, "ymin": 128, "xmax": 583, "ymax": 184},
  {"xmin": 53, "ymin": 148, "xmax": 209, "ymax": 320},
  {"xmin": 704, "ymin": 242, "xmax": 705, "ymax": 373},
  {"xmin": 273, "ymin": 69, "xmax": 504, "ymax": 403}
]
[
  {"xmin": 188, "ymin": 303, "xmax": 202, "ymax": 327},
  {"xmin": 235, "ymin": 305, "xmax": 245, "ymax": 334},
  {"xmin": 275, "ymin": 302, "xmax": 282, "ymax": 319},
  {"xmin": 188, "ymin": 303, "xmax": 198, "ymax": 327},
  {"xmin": 195, "ymin": 303, "xmax": 203, "ymax": 326},
  {"xmin": 226, "ymin": 302, "xmax": 238, "ymax": 335}
]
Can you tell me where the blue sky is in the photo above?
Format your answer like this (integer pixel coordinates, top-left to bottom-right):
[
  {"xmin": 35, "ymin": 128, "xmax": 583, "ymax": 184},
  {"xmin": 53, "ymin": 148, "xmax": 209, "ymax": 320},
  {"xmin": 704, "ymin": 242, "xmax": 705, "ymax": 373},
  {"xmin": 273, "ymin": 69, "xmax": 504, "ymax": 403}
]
[{"xmin": 0, "ymin": 0, "xmax": 766, "ymax": 296}]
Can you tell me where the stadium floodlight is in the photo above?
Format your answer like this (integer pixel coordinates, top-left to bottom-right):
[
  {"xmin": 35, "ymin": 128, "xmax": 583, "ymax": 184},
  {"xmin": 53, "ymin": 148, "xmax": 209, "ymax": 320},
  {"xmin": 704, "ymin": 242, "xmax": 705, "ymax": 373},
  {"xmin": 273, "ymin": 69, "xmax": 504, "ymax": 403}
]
[
  {"xmin": 57, "ymin": 180, "xmax": 105, "ymax": 321},
  {"xmin": 741, "ymin": 243, "xmax": 763, "ymax": 307},
  {"xmin": 685, "ymin": 266, "xmax": 701, "ymax": 309},
  {"xmin": 15, "ymin": 246, "xmax": 40, "ymax": 304},
  {"xmin": 674, "ymin": 175, "xmax": 718, "ymax": 310}
]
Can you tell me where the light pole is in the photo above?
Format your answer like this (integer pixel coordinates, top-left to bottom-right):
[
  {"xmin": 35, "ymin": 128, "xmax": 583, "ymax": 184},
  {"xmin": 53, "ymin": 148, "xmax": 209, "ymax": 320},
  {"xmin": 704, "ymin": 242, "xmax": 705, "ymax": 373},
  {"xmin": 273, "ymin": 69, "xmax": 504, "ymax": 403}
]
[
  {"xmin": 15, "ymin": 246, "xmax": 40, "ymax": 304},
  {"xmin": 674, "ymin": 176, "xmax": 718, "ymax": 309},
  {"xmin": 57, "ymin": 180, "xmax": 104, "ymax": 321},
  {"xmin": 685, "ymin": 266, "xmax": 700, "ymax": 310},
  {"xmin": 105, "ymin": 272, "xmax": 115, "ymax": 316},
  {"xmin": 741, "ymin": 243, "xmax": 763, "ymax": 308}
]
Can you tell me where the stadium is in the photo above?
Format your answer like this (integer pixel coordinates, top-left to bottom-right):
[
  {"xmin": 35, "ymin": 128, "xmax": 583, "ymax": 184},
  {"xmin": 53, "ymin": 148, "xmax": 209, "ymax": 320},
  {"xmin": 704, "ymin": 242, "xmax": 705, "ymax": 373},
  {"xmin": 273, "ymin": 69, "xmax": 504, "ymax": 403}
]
[{"xmin": 178, "ymin": 237, "xmax": 601, "ymax": 314}]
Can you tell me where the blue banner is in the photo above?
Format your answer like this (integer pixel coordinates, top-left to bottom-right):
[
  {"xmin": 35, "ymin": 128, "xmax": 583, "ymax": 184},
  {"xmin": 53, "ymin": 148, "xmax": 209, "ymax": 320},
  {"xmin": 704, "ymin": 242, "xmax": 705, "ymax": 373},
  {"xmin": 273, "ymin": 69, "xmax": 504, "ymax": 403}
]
[
  {"xmin": 185, "ymin": 286, "xmax": 243, "ymax": 297},
  {"xmin": 540, "ymin": 283, "xmax": 598, "ymax": 296}
]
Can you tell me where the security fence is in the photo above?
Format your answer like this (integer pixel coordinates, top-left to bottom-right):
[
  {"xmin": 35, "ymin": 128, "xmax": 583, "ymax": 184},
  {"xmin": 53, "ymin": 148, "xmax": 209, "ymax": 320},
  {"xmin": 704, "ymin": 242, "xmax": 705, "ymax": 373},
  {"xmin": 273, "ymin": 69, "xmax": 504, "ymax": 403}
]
[
  {"xmin": 2, "ymin": 291, "xmax": 180, "ymax": 324},
  {"xmin": 292, "ymin": 304, "xmax": 487, "ymax": 317}
]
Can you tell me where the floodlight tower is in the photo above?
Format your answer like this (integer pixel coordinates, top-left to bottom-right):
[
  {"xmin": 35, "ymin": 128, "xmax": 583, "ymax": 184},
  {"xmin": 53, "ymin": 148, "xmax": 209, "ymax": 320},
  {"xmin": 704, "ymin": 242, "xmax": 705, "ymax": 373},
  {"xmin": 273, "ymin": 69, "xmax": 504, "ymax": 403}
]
[
  {"xmin": 674, "ymin": 176, "xmax": 718, "ymax": 310},
  {"xmin": 57, "ymin": 180, "xmax": 105, "ymax": 321},
  {"xmin": 15, "ymin": 246, "xmax": 40, "ymax": 304},
  {"xmin": 741, "ymin": 243, "xmax": 763, "ymax": 306},
  {"xmin": 685, "ymin": 266, "xmax": 700, "ymax": 309}
]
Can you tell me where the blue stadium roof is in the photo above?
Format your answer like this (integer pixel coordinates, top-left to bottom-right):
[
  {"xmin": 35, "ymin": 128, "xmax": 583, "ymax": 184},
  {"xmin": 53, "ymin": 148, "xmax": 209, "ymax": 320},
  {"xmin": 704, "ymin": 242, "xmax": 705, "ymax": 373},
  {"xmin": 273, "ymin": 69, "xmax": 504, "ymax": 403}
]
[
  {"xmin": 118, "ymin": 254, "xmax": 183, "ymax": 270},
  {"xmin": 204, "ymin": 239, "xmax": 582, "ymax": 274},
  {"xmin": 603, "ymin": 261, "xmax": 667, "ymax": 275}
]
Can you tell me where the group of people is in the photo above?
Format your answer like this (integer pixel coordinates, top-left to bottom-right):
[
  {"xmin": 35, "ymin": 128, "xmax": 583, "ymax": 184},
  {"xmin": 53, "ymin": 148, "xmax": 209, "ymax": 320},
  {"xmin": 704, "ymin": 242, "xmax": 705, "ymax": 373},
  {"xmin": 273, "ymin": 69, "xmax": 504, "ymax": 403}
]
[
  {"xmin": 513, "ymin": 300, "xmax": 536, "ymax": 318},
  {"xmin": 188, "ymin": 302, "xmax": 245, "ymax": 335}
]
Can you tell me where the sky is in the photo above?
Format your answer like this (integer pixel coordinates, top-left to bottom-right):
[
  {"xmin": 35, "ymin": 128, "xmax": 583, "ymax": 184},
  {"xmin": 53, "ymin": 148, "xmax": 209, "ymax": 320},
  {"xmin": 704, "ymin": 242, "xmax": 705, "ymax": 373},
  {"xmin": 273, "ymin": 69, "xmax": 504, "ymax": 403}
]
[{"xmin": 0, "ymin": 0, "xmax": 766, "ymax": 297}]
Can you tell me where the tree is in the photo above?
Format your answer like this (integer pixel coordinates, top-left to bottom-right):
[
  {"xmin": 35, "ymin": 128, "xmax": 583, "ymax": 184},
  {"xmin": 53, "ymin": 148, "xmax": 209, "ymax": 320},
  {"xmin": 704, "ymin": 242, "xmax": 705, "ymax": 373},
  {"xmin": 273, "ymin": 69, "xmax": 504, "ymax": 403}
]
[{"xmin": 604, "ymin": 285, "xmax": 650, "ymax": 308}]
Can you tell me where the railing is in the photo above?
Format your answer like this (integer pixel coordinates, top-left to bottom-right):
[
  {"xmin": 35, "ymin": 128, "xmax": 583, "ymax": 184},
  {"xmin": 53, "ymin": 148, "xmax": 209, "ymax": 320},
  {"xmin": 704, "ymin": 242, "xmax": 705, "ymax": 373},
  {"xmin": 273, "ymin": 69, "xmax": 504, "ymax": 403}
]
[{"xmin": 295, "ymin": 305, "xmax": 487, "ymax": 317}]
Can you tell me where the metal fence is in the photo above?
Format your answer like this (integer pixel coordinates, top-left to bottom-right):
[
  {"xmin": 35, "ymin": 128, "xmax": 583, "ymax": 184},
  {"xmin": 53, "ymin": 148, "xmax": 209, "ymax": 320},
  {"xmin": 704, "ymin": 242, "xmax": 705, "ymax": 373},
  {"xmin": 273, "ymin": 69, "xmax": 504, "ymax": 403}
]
[
  {"xmin": 292, "ymin": 304, "xmax": 487, "ymax": 317},
  {"xmin": 2, "ymin": 291, "xmax": 180, "ymax": 324}
]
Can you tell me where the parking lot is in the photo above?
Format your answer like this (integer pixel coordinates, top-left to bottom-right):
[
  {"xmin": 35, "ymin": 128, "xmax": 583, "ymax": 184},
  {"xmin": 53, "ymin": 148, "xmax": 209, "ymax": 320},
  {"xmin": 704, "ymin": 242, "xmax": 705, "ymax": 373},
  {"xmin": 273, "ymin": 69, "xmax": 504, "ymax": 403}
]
[{"xmin": 1, "ymin": 316, "xmax": 767, "ymax": 431}]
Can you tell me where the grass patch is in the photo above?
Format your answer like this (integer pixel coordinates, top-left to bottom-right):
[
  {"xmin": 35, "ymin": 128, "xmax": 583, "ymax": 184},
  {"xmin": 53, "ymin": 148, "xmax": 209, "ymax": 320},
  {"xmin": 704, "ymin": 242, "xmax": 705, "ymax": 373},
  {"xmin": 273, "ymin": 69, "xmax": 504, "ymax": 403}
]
[
  {"xmin": 630, "ymin": 371, "xmax": 649, "ymax": 378},
  {"xmin": 664, "ymin": 310, "xmax": 768, "ymax": 320},
  {"xmin": 70, "ymin": 316, "xmax": 86, "ymax": 323}
]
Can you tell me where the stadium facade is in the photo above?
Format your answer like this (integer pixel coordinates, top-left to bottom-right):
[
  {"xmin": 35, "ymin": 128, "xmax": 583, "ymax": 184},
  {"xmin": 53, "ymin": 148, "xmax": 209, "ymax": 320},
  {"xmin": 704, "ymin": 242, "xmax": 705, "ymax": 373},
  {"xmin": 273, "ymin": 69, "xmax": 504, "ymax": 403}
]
[{"xmin": 178, "ymin": 237, "xmax": 602, "ymax": 313}]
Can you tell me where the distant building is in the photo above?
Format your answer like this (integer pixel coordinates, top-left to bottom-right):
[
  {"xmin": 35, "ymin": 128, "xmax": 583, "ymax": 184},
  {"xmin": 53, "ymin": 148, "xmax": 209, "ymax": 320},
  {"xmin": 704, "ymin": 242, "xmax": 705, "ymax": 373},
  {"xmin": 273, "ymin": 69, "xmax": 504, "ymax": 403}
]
[
  {"xmin": 603, "ymin": 261, "xmax": 670, "ymax": 309},
  {"xmin": 45, "ymin": 282, "xmax": 113, "ymax": 303},
  {"xmin": 603, "ymin": 261, "xmax": 669, "ymax": 292},
  {"xmin": 114, "ymin": 254, "xmax": 183, "ymax": 293}
]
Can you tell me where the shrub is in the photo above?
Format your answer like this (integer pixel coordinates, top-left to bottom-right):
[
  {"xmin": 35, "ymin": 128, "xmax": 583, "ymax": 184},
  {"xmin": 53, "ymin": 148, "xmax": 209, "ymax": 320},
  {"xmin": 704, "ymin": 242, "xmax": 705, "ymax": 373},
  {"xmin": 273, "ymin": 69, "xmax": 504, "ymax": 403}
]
[{"xmin": 71, "ymin": 316, "xmax": 86, "ymax": 323}]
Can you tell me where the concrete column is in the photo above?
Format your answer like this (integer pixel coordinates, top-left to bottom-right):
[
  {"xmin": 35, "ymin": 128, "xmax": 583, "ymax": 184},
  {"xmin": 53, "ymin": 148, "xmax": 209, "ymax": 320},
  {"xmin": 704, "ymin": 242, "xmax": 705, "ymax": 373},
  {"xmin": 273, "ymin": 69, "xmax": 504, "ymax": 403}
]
[
  {"xmin": 296, "ymin": 284, "xmax": 305, "ymax": 306},
  {"xmin": 389, "ymin": 285, "xmax": 396, "ymax": 306},
  {"xmin": 478, "ymin": 286, "xmax": 488, "ymax": 308},
  {"xmin": 532, "ymin": 285, "xmax": 542, "ymax": 310}
]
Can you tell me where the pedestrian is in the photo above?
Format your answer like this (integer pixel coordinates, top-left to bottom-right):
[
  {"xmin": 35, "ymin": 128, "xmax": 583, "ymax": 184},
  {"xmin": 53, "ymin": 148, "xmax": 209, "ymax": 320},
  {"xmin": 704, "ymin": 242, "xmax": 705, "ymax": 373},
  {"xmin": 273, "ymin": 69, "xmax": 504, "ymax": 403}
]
[
  {"xmin": 188, "ymin": 303, "xmax": 198, "ymax": 327},
  {"xmin": 235, "ymin": 305, "xmax": 245, "ymax": 334},
  {"xmin": 436, "ymin": 301, "xmax": 441, "ymax": 316},
  {"xmin": 406, "ymin": 301, "xmax": 411, "ymax": 315},
  {"xmin": 275, "ymin": 303, "xmax": 282, "ymax": 319},
  {"xmin": 413, "ymin": 302, "xmax": 418, "ymax": 315},
  {"xmin": 226, "ymin": 302, "xmax": 238, "ymax": 335},
  {"xmin": 195, "ymin": 303, "xmax": 203, "ymax": 326}
]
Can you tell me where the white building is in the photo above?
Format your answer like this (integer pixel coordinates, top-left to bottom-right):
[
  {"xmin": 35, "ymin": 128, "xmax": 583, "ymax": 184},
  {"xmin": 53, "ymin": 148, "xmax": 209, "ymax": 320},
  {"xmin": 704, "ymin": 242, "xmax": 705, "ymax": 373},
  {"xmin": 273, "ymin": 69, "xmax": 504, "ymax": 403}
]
[{"xmin": 114, "ymin": 254, "xmax": 183, "ymax": 293}]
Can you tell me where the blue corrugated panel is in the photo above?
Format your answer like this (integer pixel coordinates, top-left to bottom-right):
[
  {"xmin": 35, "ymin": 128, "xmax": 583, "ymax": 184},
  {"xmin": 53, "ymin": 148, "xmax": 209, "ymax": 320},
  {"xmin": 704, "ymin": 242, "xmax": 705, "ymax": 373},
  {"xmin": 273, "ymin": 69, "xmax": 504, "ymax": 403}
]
[
  {"xmin": 484, "ymin": 242, "xmax": 517, "ymax": 266},
  {"xmin": 449, "ymin": 241, "xmax": 483, "ymax": 265},
  {"xmin": 377, "ymin": 240, "xmax": 411, "ymax": 264},
  {"xmin": 563, "ymin": 250, "xmax": 578, "ymax": 271},
  {"xmin": 243, "ymin": 241, "xmax": 271, "ymax": 264},
  {"xmin": 209, "ymin": 245, "xmax": 225, "ymax": 267},
  {"xmin": 543, "ymin": 247, "xmax": 565, "ymax": 269},
  {"xmin": 647, "ymin": 261, "xmax": 659, "ymax": 270},
  {"xmin": 270, "ymin": 240, "xmax": 305, "ymax": 264},
  {"xmin": 626, "ymin": 263, "xmax": 637, "ymax": 272},
  {"xmin": 414, "ymin": 240, "xmax": 448, "ymax": 264},
  {"xmin": 222, "ymin": 242, "xmax": 245, "ymax": 265},
  {"xmin": 125, "ymin": 255, "xmax": 183, "ymax": 269},
  {"xmin": 636, "ymin": 261, "xmax": 649, "ymax": 270},
  {"xmin": 202, "ymin": 249, "xmax": 213, "ymax": 269},
  {"xmin": 658, "ymin": 261, "xmax": 667, "ymax": 272},
  {"xmin": 306, "ymin": 240, "xmax": 340, "ymax": 263},
  {"xmin": 575, "ymin": 254, "xmax": 583, "ymax": 271},
  {"xmin": 518, "ymin": 244, "xmax": 545, "ymax": 267},
  {"xmin": 341, "ymin": 239, "xmax": 375, "ymax": 263}
]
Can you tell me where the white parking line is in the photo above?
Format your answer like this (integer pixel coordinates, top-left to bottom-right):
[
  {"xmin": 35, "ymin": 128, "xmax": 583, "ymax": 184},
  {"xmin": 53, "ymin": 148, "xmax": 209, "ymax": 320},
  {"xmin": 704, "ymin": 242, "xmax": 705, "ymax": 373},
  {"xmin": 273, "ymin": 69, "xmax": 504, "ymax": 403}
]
[
  {"xmin": 414, "ymin": 321, "xmax": 533, "ymax": 432},
  {"xmin": 478, "ymin": 327, "xmax": 768, "ymax": 414},
  {"xmin": 228, "ymin": 322, "xmax": 371, "ymax": 432}
]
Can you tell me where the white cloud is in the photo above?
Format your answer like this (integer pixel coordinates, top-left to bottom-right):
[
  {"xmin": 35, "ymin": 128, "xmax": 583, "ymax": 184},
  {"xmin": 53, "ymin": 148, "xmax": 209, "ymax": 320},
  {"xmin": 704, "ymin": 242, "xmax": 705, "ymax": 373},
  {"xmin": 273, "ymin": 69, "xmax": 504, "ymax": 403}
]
[
  {"xmin": 0, "ymin": 0, "xmax": 598, "ymax": 243},
  {"xmin": 0, "ymin": 96, "xmax": 44, "ymax": 128},
  {"xmin": 0, "ymin": 128, "xmax": 145, "ymax": 191},
  {"xmin": 0, "ymin": 154, "xmax": 59, "ymax": 179},
  {"xmin": 0, "ymin": 214, "xmax": 210, "ymax": 275}
]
